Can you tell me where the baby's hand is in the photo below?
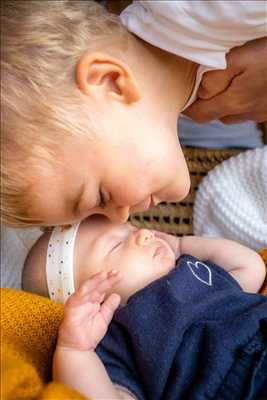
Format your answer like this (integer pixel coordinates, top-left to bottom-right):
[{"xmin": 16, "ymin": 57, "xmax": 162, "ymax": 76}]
[{"xmin": 57, "ymin": 270, "xmax": 121, "ymax": 351}]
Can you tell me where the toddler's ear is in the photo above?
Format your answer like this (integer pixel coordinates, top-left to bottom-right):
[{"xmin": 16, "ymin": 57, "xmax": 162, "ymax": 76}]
[{"xmin": 76, "ymin": 51, "xmax": 141, "ymax": 104}]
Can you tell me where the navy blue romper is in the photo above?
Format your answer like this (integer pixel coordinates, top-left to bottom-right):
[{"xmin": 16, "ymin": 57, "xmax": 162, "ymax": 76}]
[{"xmin": 96, "ymin": 255, "xmax": 267, "ymax": 400}]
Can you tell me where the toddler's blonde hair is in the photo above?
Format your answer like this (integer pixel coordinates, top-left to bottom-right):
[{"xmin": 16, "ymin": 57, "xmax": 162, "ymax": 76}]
[{"xmin": 1, "ymin": 0, "xmax": 127, "ymax": 228}]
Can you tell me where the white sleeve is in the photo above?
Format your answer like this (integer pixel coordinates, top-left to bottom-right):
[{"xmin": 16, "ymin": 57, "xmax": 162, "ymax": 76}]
[{"xmin": 121, "ymin": 0, "xmax": 267, "ymax": 69}]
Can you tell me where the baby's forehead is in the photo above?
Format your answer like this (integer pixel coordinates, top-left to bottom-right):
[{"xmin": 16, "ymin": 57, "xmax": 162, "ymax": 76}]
[{"xmin": 81, "ymin": 216, "xmax": 134, "ymax": 238}]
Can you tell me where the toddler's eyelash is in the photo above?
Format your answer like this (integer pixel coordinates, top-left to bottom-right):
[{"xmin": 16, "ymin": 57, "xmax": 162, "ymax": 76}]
[{"xmin": 98, "ymin": 191, "xmax": 106, "ymax": 208}]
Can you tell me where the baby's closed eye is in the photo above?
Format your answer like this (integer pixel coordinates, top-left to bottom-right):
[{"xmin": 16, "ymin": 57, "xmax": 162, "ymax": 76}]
[{"xmin": 110, "ymin": 241, "xmax": 123, "ymax": 253}]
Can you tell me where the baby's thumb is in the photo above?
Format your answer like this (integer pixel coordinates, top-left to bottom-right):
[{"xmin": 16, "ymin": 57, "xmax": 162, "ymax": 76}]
[{"xmin": 101, "ymin": 293, "xmax": 121, "ymax": 325}]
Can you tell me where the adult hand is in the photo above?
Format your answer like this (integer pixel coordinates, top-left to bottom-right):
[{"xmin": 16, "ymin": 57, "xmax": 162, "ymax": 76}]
[{"xmin": 184, "ymin": 37, "xmax": 267, "ymax": 124}]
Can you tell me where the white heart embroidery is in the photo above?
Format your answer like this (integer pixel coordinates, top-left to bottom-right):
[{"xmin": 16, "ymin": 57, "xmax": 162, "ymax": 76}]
[{"xmin": 187, "ymin": 261, "xmax": 213, "ymax": 286}]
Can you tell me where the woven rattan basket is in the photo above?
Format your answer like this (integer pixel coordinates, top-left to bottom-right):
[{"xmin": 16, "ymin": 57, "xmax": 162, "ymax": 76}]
[
  {"xmin": 130, "ymin": 147, "xmax": 240, "ymax": 236},
  {"xmin": 130, "ymin": 124, "xmax": 267, "ymax": 236}
]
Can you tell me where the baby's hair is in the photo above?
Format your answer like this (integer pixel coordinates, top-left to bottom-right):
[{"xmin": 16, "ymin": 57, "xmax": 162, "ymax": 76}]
[{"xmin": 1, "ymin": 0, "xmax": 128, "ymax": 227}]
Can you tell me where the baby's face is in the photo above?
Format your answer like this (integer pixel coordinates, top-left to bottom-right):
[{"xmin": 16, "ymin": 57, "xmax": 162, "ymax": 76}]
[{"xmin": 74, "ymin": 216, "xmax": 178, "ymax": 303}]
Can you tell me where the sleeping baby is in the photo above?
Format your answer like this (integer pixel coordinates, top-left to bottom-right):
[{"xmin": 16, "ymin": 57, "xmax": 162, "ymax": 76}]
[{"xmin": 22, "ymin": 215, "xmax": 267, "ymax": 400}]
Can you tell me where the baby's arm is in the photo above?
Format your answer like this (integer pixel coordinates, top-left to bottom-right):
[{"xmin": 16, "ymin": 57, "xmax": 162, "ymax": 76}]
[
  {"xmin": 53, "ymin": 271, "xmax": 135, "ymax": 400},
  {"xmin": 178, "ymin": 236, "xmax": 266, "ymax": 293}
]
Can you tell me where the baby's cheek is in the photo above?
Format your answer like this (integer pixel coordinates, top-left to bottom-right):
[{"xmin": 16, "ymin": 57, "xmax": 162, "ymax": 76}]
[{"xmin": 105, "ymin": 278, "xmax": 128, "ymax": 306}]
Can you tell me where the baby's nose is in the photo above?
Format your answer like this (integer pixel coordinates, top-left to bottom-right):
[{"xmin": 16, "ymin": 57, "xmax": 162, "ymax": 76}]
[{"xmin": 135, "ymin": 229, "xmax": 154, "ymax": 246}]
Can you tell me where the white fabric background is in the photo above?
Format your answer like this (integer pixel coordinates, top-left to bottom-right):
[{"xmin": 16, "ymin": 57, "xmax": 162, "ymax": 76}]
[
  {"xmin": 193, "ymin": 147, "xmax": 267, "ymax": 250},
  {"xmin": 1, "ymin": 226, "xmax": 42, "ymax": 289}
]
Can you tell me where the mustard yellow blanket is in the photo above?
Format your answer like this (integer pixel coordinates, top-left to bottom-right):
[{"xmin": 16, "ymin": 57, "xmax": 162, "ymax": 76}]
[
  {"xmin": 1, "ymin": 249, "xmax": 266, "ymax": 399},
  {"xmin": 1, "ymin": 289, "xmax": 86, "ymax": 400}
]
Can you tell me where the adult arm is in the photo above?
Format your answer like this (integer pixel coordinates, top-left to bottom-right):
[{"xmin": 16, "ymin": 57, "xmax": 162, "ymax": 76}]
[
  {"xmin": 184, "ymin": 37, "xmax": 267, "ymax": 124},
  {"xmin": 177, "ymin": 236, "xmax": 266, "ymax": 293}
]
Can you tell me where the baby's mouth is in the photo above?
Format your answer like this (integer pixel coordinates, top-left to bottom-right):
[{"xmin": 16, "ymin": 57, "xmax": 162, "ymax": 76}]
[
  {"xmin": 153, "ymin": 238, "xmax": 175, "ymax": 261},
  {"xmin": 153, "ymin": 231, "xmax": 178, "ymax": 256},
  {"xmin": 153, "ymin": 243, "xmax": 165, "ymax": 257}
]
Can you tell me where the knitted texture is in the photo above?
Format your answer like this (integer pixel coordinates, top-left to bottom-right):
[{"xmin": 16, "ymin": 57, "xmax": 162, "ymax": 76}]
[
  {"xmin": 1, "ymin": 289, "xmax": 86, "ymax": 400},
  {"xmin": 193, "ymin": 147, "xmax": 267, "ymax": 250}
]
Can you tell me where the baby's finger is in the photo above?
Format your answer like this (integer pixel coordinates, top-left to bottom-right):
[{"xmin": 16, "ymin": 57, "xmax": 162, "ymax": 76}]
[
  {"xmin": 64, "ymin": 300, "xmax": 99, "ymax": 322},
  {"xmin": 81, "ymin": 271, "xmax": 111, "ymax": 292},
  {"xmin": 81, "ymin": 270, "xmax": 120, "ymax": 294},
  {"xmin": 74, "ymin": 289, "xmax": 104, "ymax": 306},
  {"xmin": 100, "ymin": 293, "xmax": 121, "ymax": 325},
  {"xmin": 66, "ymin": 282, "xmax": 94, "ymax": 307},
  {"xmin": 67, "ymin": 271, "xmax": 122, "ymax": 307},
  {"xmin": 80, "ymin": 270, "xmax": 121, "ymax": 299},
  {"xmin": 88, "ymin": 290, "xmax": 105, "ymax": 303},
  {"xmin": 70, "ymin": 272, "xmax": 111, "ymax": 304},
  {"xmin": 93, "ymin": 270, "xmax": 122, "ymax": 294},
  {"xmin": 107, "ymin": 269, "xmax": 122, "ymax": 284}
]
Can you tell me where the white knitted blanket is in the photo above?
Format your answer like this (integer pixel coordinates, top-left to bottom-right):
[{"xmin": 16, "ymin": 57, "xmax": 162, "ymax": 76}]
[{"xmin": 193, "ymin": 147, "xmax": 267, "ymax": 250}]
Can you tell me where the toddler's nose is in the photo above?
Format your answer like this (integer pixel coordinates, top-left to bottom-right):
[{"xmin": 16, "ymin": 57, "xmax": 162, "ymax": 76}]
[
  {"xmin": 104, "ymin": 205, "xmax": 130, "ymax": 224},
  {"xmin": 135, "ymin": 229, "xmax": 154, "ymax": 246}
]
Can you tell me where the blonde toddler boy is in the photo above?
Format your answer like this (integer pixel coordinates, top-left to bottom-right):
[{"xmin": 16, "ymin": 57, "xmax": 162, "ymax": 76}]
[{"xmin": 2, "ymin": 1, "xmax": 266, "ymax": 228}]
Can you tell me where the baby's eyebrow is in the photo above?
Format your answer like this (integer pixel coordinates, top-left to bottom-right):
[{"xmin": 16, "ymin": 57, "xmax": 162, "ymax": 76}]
[
  {"xmin": 101, "ymin": 231, "xmax": 126, "ymax": 256},
  {"xmin": 109, "ymin": 240, "xmax": 122, "ymax": 254},
  {"xmin": 94, "ymin": 232, "xmax": 117, "ymax": 259},
  {"xmin": 108, "ymin": 234, "xmax": 122, "ymax": 249},
  {"xmin": 96, "ymin": 226, "xmax": 131, "ymax": 258}
]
